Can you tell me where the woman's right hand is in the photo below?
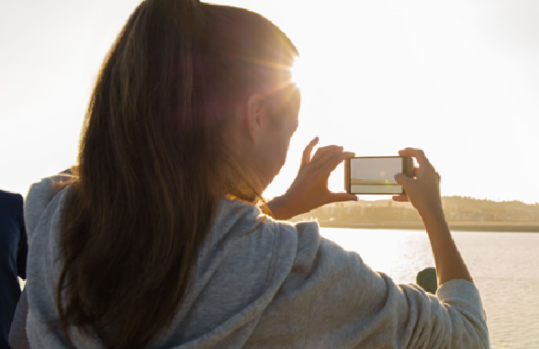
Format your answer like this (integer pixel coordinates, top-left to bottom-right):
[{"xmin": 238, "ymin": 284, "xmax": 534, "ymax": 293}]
[{"xmin": 392, "ymin": 148, "xmax": 444, "ymax": 220}]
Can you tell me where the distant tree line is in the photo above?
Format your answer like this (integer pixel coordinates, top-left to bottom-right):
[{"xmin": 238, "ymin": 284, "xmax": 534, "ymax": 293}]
[{"xmin": 288, "ymin": 196, "xmax": 539, "ymax": 227}]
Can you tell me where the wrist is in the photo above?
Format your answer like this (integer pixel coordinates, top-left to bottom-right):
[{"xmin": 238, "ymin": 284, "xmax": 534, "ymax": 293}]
[{"xmin": 266, "ymin": 194, "xmax": 302, "ymax": 220}]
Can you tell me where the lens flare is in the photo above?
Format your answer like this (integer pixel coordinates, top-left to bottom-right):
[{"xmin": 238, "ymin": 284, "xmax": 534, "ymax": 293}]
[{"xmin": 290, "ymin": 57, "xmax": 304, "ymax": 90}]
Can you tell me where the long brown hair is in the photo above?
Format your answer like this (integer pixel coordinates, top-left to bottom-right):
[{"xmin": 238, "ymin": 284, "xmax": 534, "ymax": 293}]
[{"xmin": 57, "ymin": 1, "xmax": 297, "ymax": 347}]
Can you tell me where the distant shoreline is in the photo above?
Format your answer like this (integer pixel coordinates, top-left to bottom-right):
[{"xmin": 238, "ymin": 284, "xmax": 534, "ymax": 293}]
[{"xmin": 316, "ymin": 220, "xmax": 539, "ymax": 233}]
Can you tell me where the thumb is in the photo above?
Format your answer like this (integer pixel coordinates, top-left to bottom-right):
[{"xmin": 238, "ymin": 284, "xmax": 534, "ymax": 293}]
[
  {"xmin": 328, "ymin": 192, "xmax": 357, "ymax": 203},
  {"xmin": 394, "ymin": 173, "xmax": 413, "ymax": 189}
]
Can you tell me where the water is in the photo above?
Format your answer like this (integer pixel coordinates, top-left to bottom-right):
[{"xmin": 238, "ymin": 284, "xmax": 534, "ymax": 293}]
[{"xmin": 320, "ymin": 228, "xmax": 539, "ymax": 349}]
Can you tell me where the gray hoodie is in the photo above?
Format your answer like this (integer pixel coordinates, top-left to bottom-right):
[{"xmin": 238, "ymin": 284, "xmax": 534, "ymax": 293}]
[{"xmin": 23, "ymin": 175, "xmax": 489, "ymax": 348}]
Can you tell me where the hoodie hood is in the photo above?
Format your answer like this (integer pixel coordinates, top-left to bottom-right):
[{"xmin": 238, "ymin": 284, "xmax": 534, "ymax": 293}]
[{"xmin": 24, "ymin": 175, "xmax": 306, "ymax": 348}]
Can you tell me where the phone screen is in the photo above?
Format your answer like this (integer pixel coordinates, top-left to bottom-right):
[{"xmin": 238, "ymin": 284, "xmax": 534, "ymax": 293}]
[{"xmin": 347, "ymin": 157, "xmax": 406, "ymax": 195}]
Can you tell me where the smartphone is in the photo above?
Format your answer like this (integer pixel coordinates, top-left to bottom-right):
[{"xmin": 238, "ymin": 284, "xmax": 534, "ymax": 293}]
[{"xmin": 345, "ymin": 156, "xmax": 413, "ymax": 195}]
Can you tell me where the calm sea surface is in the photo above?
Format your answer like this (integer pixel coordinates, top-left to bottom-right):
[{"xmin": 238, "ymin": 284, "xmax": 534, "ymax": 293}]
[{"xmin": 320, "ymin": 228, "xmax": 539, "ymax": 349}]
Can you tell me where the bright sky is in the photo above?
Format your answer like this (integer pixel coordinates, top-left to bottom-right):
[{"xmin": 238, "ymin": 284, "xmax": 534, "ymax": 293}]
[{"xmin": 1, "ymin": 0, "xmax": 538, "ymax": 203}]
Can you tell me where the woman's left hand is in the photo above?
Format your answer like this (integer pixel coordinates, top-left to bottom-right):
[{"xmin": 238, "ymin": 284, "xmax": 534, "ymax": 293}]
[{"xmin": 267, "ymin": 137, "xmax": 357, "ymax": 220}]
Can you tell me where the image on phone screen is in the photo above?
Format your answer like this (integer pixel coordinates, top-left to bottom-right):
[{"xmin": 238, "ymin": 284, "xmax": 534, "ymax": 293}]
[{"xmin": 348, "ymin": 157, "xmax": 405, "ymax": 194}]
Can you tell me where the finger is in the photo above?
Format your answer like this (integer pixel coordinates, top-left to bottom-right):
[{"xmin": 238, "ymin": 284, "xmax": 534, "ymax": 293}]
[
  {"xmin": 398, "ymin": 148, "xmax": 432, "ymax": 168},
  {"xmin": 308, "ymin": 149, "xmax": 341, "ymax": 170},
  {"xmin": 392, "ymin": 194, "xmax": 409, "ymax": 202},
  {"xmin": 313, "ymin": 151, "xmax": 352, "ymax": 176},
  {"xmin": 302, "ymin": 136, "xmax": 319, "ymax": 165},
  {"xmin": 311, "ymin": 145, "xmax": 344, "ymax": 163},
  {"xmin": 311, "ymin": 149, "xmax": 353, "ymax": 172},
  {"xmin": 327, "ymin": 192, "xmax": 357, "ymax": 203},
  {"xmin": 394, "ymin": 172, "xmax": 414, "ymax": 188},
  {"xmin": 310, "ymin": 150, "xmax": 335, "ymax": 169}
]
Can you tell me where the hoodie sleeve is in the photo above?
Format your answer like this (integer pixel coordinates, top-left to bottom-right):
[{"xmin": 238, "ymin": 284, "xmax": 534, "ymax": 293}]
[{"xmin": 248, "ymin": 222, "xmax": 489, "ymax": 349}]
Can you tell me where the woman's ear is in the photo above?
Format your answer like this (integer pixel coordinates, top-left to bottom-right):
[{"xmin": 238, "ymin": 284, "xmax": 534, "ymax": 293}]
[{"xmin": 245, "ymin": 93, "xmax": 267, "ymax": 141}]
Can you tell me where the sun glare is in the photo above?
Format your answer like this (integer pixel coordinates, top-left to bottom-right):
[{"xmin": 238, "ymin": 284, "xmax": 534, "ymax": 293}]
[{"xmin": 290, "ymin": 57, "xmax": 304, "ymax": 91}]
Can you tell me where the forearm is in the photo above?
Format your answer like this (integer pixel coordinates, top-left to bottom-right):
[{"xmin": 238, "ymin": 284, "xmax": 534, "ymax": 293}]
[{"xmin": 421, "ymin": 209, "xmax": 473, "ymax": 285}]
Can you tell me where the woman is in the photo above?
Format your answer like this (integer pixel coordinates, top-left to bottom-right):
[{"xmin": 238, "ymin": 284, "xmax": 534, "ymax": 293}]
[{"xmin": 23, "ymin": 0, "xmax": 489, "ymax": 348}]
